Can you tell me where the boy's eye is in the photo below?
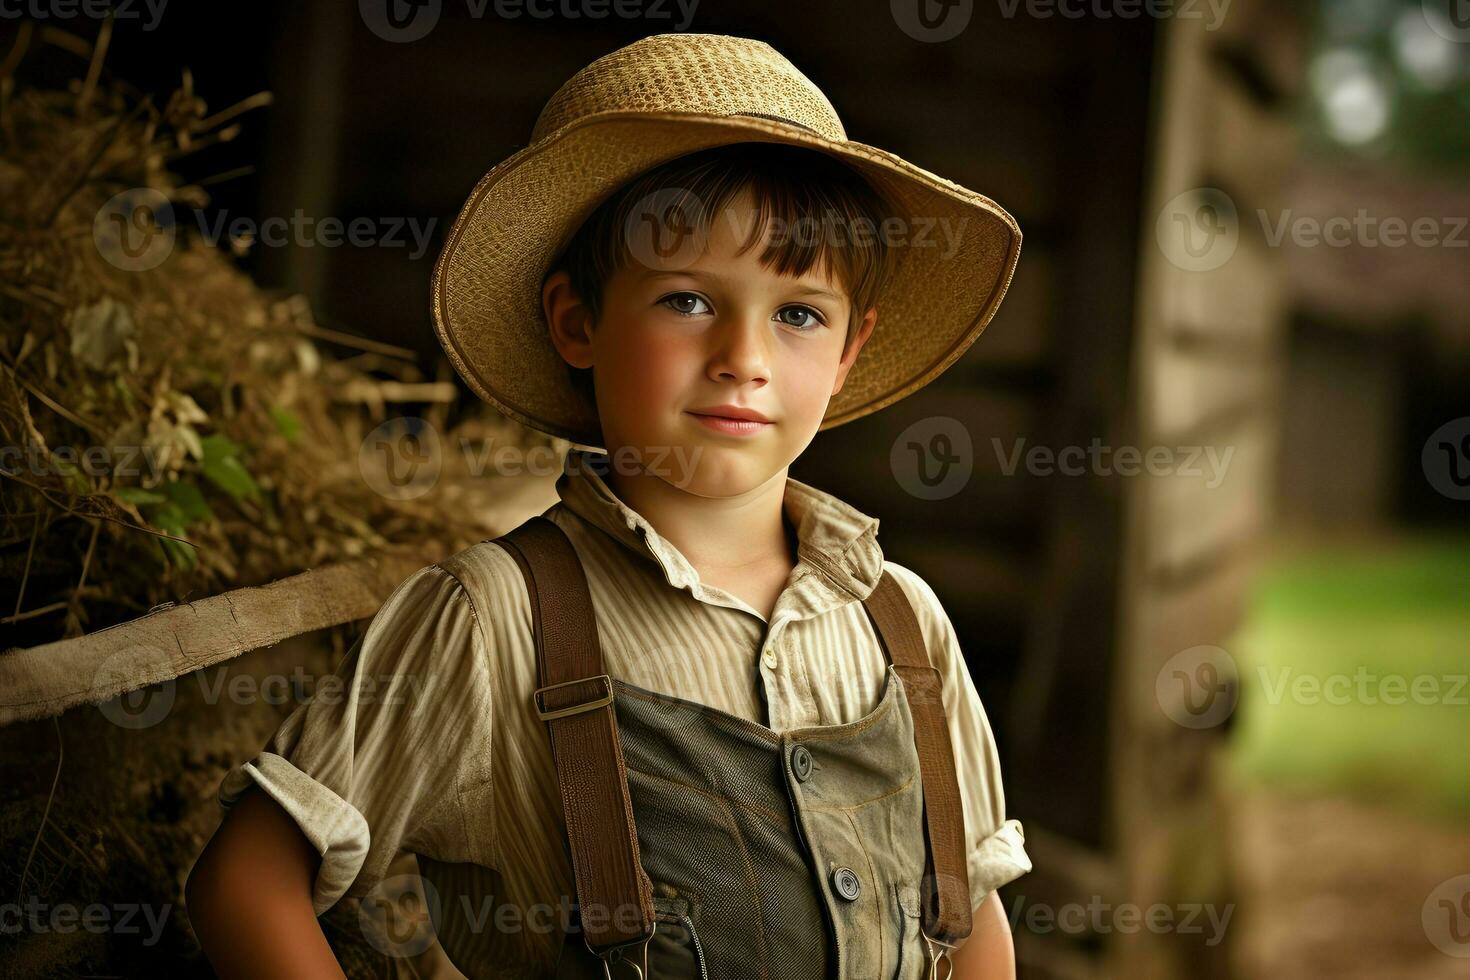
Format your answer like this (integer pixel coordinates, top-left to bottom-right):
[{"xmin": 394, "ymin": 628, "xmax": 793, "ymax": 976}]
[
  {"xmin": 658, "ymin": 292, "xmax": 825, "ymax": 332},
  {"xmin": 776, "ymin": 306, "xmax": 824, "ymax": 331},
  {"xmin": 660, "ymin": 292, "xmax": 710, "ymax": 317}
]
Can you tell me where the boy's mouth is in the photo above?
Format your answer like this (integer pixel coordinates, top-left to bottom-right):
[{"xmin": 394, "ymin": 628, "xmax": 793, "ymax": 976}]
[
  {"xmin": 688, "ymin": 404, "xmax": 773, "ymax": 423},
  {"xmin": 686, "ymin": 411, "xmax": 773, "ymax": 436}
]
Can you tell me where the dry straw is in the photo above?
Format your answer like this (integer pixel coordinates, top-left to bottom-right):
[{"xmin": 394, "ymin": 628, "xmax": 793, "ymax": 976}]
[{"xmin": 0, "ymin": 24, "xmax": 548, "ymax": 647}]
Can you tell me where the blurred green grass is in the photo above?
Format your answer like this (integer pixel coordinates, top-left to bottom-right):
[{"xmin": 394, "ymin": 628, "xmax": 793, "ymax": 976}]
[{"xmin": 1226, "ymin": 535, "xmax": 1470, "ymax": 820}]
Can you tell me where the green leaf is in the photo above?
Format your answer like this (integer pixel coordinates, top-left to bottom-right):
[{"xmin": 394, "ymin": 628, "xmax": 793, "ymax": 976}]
[
  {"xmin": 199, "ymin": 433, "xmax": 261, "ymax": 502},
  {"xmin": 159, "ymin": 535, "xmax": 198, "ymax": 570},
  {"xmin": 113, "ymin": 376, "xmax": 136, "ymax": 411},
  {"xmin": 269, "ymin": 405, "xmax": 303, "ymax": 444},
  {"xmin": 114, "ymin": 486, "xmax": 166, "ymax": 506},
  {"xmin": 161, "ymin": 478, "xmax": 214, "ymax": 524},
  {"xmin": 142, "ymin": 480, "xmax": 210, "ymax": 569}
]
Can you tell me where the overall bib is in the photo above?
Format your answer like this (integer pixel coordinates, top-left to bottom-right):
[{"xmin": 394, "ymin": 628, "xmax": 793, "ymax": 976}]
[{"xmin": 493, "ymin": 517, "xmax": 974, "ymax": 980}]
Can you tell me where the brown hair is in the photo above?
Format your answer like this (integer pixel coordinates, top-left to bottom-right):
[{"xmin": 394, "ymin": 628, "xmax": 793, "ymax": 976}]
[{"xmin": 547, "ymin": 142, "xmax": 900, "ymax": 406}]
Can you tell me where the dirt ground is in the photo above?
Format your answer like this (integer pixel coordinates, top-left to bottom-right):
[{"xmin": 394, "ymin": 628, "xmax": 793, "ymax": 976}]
[{"xmin": 1228, "ymin": 788, "xmax": 1470, "ymax": 978}]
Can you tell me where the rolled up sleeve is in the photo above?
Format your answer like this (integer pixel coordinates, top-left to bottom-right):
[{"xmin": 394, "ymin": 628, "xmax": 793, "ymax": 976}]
[
  {"xmin": 884, "ymin": 564, "xmax": 1033, "ymax": 915},
  {"xmin": 218, "ymin": 562, "xmax": 491, "ymax": 916}
]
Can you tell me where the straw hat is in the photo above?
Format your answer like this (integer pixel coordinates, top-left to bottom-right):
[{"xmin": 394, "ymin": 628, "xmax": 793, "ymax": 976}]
[{"xmin": 430, "ymin": 33, "xmax": 1022, "ymax": 452}]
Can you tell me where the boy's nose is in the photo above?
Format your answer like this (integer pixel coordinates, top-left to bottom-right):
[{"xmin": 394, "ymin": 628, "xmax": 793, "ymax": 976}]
[{"xmin": 706, "ymin": 314, "xmax": 773, "ymax": 385}]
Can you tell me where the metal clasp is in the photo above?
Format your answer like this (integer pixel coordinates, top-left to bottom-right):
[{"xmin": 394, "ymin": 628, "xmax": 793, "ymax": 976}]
[
  {"xmin": 587, "ymin": 920, "xmax": 657, "ymax": 979},
  {"xmin": 922, "ymin": 931, "xmax": 956, "ymax": 980},
  {"xmin": 533, "ymin": 673, "xmax": 614, "ymax": 721}
]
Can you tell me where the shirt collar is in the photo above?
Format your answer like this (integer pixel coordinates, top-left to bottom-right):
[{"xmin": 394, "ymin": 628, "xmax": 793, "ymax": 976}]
[{"xmin": 553, "ymin": 447, "xmax": 885, "ymax": 607}]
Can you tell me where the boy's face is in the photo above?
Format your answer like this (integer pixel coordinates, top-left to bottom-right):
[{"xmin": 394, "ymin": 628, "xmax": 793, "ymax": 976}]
[{"xmin": 546, "ymin": 188, "xmax": 878, "ymax": 497}]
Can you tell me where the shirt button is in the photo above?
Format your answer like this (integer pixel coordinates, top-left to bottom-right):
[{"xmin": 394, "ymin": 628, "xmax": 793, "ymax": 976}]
[
  {"xmin": 763, "ymin": 649, "xmax": 778, "ymax": 669},
  {"xmin": 831, "ymin": 867, "xmax": 861, "ymax": 901},
  {"xmin": 791, "ymin": 744, "xmax": 813, "ymax": 782}
]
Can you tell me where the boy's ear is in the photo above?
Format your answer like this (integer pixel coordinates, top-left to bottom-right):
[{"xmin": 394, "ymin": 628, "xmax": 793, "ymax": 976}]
[
  {"xmin": 543, "ymin": 269, "xmax": 595, "ymax": 369},
  {"xmin": 831, "ymin": 306, "xmax": 878, "ymax": 396}
]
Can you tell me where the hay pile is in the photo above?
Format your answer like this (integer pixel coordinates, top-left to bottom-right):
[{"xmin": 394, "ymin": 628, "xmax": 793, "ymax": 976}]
[{"xmin": 0, "ymin": 26, "xmax": 556, "ymax": 648}]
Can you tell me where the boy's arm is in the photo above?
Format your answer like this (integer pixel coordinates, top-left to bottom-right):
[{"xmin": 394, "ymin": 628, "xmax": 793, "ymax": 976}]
[
  {"xmin": 949, "ymin": 891, "xmax": 1017, "ymax": 980},
  {"xmin": 186, "ymin": 786, "xmax": 345, "ymax": 979},
  {"xmin": 188, "ymin": 560, "xmax": 499, "ymax": 972},
  {"xmin": 881, "ymin": 562, "xmax": 1032, "ymax": 972}
]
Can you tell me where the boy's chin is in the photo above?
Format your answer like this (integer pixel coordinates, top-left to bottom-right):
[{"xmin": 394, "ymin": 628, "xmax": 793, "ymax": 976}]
[{"xmin": 661, "ymin": 446, "xmax": 792, "ymax": 498}]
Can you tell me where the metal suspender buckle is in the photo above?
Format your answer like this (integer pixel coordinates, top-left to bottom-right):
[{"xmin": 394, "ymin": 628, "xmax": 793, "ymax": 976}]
[
  {"xmin": 586, "ymin": 920, "xmax": 657, "ymax": 980},
  {"xmin": 533, "ymin": 673, "xmax": 614, "ymax": 721},
  {"xmin": 922, "ymin": 931, "xmax": 956, "ymax": 980}
]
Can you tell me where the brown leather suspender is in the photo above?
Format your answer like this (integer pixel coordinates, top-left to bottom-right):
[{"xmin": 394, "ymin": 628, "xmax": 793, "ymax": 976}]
[
  {"xmin": 862, "ymin": 572, "xmax": 976, "ymax": 954},
  {"xmin": 494, "ymin": 518, "xmax": 658, "ymax": 967},
  {"xmin": 492, "ymin": 515, "xmax": 974, "ymax": 968}
]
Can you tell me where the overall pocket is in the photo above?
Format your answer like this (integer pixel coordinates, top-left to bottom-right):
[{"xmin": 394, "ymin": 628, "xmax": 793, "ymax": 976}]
[
  {"xmin": 647, "ymin": 893, "xmax": 710, "ymax": 980},
  {"xmin": 893, "ymin": 882, "xmax": 924, "ymax": 980}
]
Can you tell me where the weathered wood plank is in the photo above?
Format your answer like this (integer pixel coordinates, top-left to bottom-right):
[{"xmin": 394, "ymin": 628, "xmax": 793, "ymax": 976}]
[
  {"xmin": 1144, "ymin": 416, "xmax": 1275, "ymax": 581},
  {"xmin": 0, "ymin": 547, "xmax": 439, "ymax": 726}
]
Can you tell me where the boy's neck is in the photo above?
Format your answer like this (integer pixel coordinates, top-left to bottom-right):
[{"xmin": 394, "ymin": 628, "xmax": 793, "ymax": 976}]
[{"xmin": 603, "ymin": 464, "xmax": 798, "ymax": 583}]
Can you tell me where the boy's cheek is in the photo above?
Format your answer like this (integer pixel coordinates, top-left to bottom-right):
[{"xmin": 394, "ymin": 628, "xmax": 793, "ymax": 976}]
[{"xmin": 594, "ymin": 358, "xmax": 685, "ymax": 445}]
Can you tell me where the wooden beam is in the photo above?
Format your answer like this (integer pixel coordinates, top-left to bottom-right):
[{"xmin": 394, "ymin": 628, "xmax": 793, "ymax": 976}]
[{"xmin": 0, "ymin": 546, "xmax": 439, "ymax": 726}]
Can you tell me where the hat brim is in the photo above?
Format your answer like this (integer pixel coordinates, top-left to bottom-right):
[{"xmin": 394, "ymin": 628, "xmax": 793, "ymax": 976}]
[{"xmin": 431, "ymin": 110, "xmax": 1021, "ymax": 452}]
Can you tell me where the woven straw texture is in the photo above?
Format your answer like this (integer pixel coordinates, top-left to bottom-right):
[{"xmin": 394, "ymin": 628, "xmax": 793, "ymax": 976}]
[{"xmin": 432, "ymin": 34, "xmax": 1022, "ymax": 450}]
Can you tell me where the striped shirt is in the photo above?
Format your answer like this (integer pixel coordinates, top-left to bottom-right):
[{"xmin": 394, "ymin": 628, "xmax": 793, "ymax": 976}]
[{"xmin": 218, "ymin": 447, "xmax": 1031, "ymax": 975}]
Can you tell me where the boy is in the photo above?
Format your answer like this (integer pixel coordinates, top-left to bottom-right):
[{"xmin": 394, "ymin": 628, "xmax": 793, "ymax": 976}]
[{"xmin": 188, "ymin": 33, "xmax": 1030, "ymax": 979}]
